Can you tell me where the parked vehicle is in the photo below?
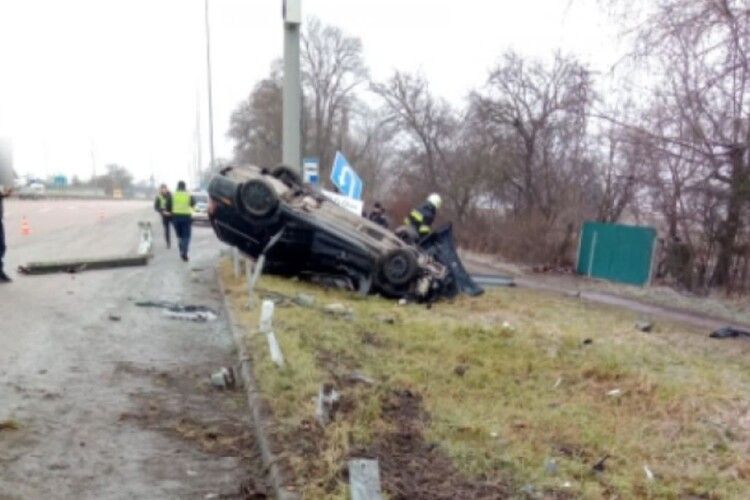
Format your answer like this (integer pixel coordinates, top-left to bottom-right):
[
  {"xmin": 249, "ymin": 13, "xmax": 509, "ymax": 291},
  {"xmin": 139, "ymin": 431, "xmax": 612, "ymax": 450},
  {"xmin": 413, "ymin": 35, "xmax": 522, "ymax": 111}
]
[
  {"xmin": 17, "ymin": 182, "xmax": 46, "ymax": 199},
  {"xmin": 191, "ymin": 191, "xmax": 210, "ymax": 224},
  {"xmin": 207, "ymin": 165, "xmax": 482, "ymax": 300}
]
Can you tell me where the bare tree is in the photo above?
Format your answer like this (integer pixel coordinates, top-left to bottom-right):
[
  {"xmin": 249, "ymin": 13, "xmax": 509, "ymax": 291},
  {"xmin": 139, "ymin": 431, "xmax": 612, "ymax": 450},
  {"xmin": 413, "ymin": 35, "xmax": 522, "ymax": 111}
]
[
  {"xmin": 302, "ymin": 17, "xmax": 368, "ymax": 179},
  {"xmin": 228, "ymin": 63, "xmax": 284, "ymax": 167},
  {"xmin": 372, "ymin": 71, "xmax": 489, "ymax": 222},
  {"xmin": 614, "ymin": 0, "xmax": 750, "ymax": 289},
  {"xmin": 471, "ymin": 51, "xmax": 594, "ymax": 221}
]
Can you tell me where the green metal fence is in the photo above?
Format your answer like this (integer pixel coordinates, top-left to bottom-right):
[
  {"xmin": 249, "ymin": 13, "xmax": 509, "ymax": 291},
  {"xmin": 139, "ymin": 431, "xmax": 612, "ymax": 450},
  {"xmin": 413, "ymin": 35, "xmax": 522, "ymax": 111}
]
[{"xmin": 576, "ymin": 221, "xmax": 657, "ymax": 286}]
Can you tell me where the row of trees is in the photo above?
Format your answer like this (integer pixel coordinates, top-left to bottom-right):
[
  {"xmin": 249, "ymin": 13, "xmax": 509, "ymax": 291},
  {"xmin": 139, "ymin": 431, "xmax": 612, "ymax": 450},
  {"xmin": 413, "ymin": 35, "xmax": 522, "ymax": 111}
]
[{"xmin": 228, "ymin": 2, "xmax": 750, "ymax": 294}]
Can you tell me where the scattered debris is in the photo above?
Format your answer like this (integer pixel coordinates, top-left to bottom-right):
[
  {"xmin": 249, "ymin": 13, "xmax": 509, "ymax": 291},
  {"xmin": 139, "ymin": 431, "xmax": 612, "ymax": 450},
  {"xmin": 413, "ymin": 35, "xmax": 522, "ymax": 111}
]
[
  {"xmin": 108, "ymin": 314, "xmax": 121, "ymax": 322},
  {"xmin": 0, "ymin": 419, "xmax": 20, "ymax": 431},
  {"xmin": 582, "ymin": 338, "xmax": 593, "ymax": 345},
  {"xmin": 136, "ymin": 301, "xmax": 218, "ymax": 322},
  {"xmin": 398, "ymin": 298, "xmax": 408, "ymax": 306},
  {"xmin": 489, "ymin": 431, "xmax": 499, "ymax": 438},
  {"xmin": 210, "ymin": 367, "xmax": 236, "ymax": 390},
  {"xmin": 470, "ymin": 274, "xmax": 515, "ymax": 288},
  {"xmin": 346, "ymin": 371, "xmax": 376, "ymax": 385},
  {"xmin": 315, "ymin": 383, "xmax": 340, "ymax": 426},
  {"xmin": 553, "ymin": 377, "xmax": 562, "ymax": 389},
  {"xmin": 544, "ymin": 458, "xmax": 558, "ymax": 476},
  {"xmin": 324, "ymin": 302, "xmax": 352, "ymax": 317},
  {"xmin": 591, "ymin": 454, "xmax": 610, "ymax": 473},
  {"xmin": 561, "ymin": 481, "xmax": 572, "ymax": 488},
  {"xmin": 378, "ymin": 315, "xmax": 396, "ymax": 325},
  {"xmin": 710, "ymin": 327, "xmax": 750, "ymax": 339},
  {"xmin": 643, "ymin": 464, "xmax": 655, "ymax": 481},
  {"xmin": 501, "ymin": 320, "xmax": 514, "ymax": 331},
  {"xmin": 18, "ymin": 254, "xmax": 150, "ymax": 275},
  {"xmin": 453, "ymin": 364, "xmax": 469, "ymax": 377},
  {"xmin": 607, "ymin": 388, "xmax": 623, "ymax": 397},
  {"xmin": 635, "ymin": 320, "xmax": 653, "ymax": 332},
  {"xmin": 349, "ymin": 458, "xmax": 383, "ymax": 500},
  {"xmin": 163, "ymin": 307, "xmax": 217, "ymax": 323},
  {"xmin": 520, "ymin": 484, "xmax": 536, "ymax": 496},
  {"xmin": 293, "ymin": 293, "xmax": 315, "ymax": 308}
]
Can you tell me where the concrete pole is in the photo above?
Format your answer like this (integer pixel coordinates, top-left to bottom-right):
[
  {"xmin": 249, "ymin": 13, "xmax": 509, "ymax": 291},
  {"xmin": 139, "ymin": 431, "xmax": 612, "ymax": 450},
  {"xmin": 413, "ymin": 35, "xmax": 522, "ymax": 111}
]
[
  {"xmin": 282, "ymin": 11, "xmax": 302, "ymax": 174},
  {"xmin": 204, "ymin": 0, "xmax": 216, "ymax": 170}
]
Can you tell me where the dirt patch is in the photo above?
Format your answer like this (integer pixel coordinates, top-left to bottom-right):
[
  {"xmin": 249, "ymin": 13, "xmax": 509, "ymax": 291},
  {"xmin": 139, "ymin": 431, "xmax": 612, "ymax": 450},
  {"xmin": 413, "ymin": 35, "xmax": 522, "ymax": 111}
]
[
  {"xmin": 116, "ymin": 362, "xmax": 267, "ymax": 499},
  {"xmin": 351, "ymin": 389, "xmax": 510, "ymax": 500}
]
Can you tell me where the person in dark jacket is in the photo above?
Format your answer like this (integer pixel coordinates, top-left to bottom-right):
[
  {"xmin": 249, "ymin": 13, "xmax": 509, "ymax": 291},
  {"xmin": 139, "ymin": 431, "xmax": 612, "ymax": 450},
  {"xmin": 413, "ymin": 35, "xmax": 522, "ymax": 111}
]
[
  {"xmin": 0, "ymin": 186, "xmax": 12, "ymax": 283},
  {"xmin": 153, "ymin": 184, "xmax": 173, "ymax": 248},
  {"xmin": 367, "ymin": 202, "xmax": 389, "ymax": 228},
  {"xmin": 405, "ymin": 193, "xmax": 442, "ymax": 238},
  {"xmin": 169, "ymin": 181, "xmax": 195, "ymax": 262}
]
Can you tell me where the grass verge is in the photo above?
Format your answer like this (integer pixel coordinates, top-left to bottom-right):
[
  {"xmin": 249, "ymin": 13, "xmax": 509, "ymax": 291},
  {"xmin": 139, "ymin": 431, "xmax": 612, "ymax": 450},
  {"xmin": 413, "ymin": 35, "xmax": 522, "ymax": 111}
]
[{"xmin": 220, "ymin": 260, "xmax": 750, "ymax": 499}]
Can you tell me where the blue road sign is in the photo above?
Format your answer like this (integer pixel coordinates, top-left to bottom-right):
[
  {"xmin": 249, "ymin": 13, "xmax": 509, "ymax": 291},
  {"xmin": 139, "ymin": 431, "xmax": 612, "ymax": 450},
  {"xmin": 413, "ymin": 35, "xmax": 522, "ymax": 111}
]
[{"xmin": 330, "ymin": 151, "xmax": 363, "ymax": 200}]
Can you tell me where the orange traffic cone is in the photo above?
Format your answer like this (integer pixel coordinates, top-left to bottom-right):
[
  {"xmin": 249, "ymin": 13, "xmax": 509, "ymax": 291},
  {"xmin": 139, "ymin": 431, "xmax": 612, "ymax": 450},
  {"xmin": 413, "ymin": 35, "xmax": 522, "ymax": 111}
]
[{"xmin": 21, "ymin": 216, "xmax": 31, "ymax": 236}]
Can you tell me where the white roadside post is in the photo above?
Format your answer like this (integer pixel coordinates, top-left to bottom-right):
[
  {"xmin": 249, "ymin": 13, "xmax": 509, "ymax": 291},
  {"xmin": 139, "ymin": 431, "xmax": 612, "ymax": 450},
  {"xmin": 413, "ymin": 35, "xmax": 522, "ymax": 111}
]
[
  {"xmin": 348, "ymin": 459, "xmax": 383, "ymax": 500},
  {"xmin": 245, "ymin": 256, "xmax": 254, "ymax": 308},
  {"xmin": 232, "ymin": 247, "xmax": 241, "ymax": 278},
  {"xmin": 260, "ymin": 299, "xmax": 284, "ymax": 368},
  {"xmin": 137, "ymin": 221, "xmax": 153, "ymax": 256}
]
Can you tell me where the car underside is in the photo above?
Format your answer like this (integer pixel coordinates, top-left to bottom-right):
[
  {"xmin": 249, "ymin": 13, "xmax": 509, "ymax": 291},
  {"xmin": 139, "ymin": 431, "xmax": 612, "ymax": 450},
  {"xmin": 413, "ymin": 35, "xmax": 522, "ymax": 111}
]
[{"xmin": 207, "ymin": 165, "xmax": 482, "ymax": 301}]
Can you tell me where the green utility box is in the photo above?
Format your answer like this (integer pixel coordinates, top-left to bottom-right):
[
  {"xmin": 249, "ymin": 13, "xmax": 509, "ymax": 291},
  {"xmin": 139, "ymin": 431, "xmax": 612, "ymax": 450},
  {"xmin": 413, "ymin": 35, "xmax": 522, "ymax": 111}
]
[{"xmin": 576, "ymin": 221, "xmax": 657, "ymax": 286}]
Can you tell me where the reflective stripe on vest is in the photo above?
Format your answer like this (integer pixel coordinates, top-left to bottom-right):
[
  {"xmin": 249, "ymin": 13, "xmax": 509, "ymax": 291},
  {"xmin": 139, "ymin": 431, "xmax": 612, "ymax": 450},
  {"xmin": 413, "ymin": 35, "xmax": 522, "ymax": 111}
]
[
  {"xmin": 158, "ymin": 194, "xmax": 167, "ymax": 210},
  {"xmin": 409, "ymin": 209, "xmax": 424, "ymax": 223},
  {"xmin": 172, "ymin": 191, "xmax": 192, "ymax": 215}
]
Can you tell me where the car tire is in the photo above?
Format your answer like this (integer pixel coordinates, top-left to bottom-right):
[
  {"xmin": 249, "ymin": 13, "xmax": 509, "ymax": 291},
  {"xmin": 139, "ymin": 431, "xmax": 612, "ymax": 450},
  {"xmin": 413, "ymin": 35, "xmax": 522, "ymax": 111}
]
[
  {"xmin": 379, "ymin": 249, "xmax": 418, "ymax": 287},
  {"xmin": 271, "ymin": 165, "xmax": 303, "ymax": 188},
  {"xmin": 239, "ymin": 179, "xmax": 279, "ymax": 219}
]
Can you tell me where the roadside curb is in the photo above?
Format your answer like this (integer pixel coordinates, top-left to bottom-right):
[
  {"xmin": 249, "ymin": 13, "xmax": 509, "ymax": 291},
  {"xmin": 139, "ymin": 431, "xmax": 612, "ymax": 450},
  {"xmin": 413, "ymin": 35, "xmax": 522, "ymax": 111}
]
[{"xmin": 216, "ymin": 268, "xmax": 299, "ymax": 500}]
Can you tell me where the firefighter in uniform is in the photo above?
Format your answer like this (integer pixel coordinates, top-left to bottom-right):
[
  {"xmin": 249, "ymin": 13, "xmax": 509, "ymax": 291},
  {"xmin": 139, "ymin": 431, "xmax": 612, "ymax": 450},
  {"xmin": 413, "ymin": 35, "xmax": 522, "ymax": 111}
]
[
  {"xmin": 404, "ymin": 193, "xmax": 442, "ymax": 241},
  {"xmin": 169, "ymin": 181, "xmax": 195, "ymax": 262},
  {"xmin": 153, "ymin": 184, "xmax": 172, "ymax": 248}
]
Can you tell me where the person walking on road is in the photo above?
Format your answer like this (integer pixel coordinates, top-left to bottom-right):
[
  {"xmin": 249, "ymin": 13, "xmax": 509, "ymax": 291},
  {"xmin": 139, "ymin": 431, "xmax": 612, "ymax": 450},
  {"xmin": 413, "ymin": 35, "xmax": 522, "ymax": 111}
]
[
  {"xmin": 0, "ymin": 185, "xmax": 12, "ymax": 283},
  {"xmin": 153, "ymin": 184, "xmax": 173, "ymax": 249},
  {"xmin": 169, "ymin": 181, "xmax": 195, "ymax": 262}
]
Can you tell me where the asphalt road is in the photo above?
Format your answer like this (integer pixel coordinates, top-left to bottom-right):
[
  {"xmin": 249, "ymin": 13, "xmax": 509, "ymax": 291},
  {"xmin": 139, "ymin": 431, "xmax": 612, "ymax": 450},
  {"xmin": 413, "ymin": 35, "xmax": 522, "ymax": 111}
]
[{"xmin": 0, "ymin": 199, "xmax": 264, "ymax": 499}]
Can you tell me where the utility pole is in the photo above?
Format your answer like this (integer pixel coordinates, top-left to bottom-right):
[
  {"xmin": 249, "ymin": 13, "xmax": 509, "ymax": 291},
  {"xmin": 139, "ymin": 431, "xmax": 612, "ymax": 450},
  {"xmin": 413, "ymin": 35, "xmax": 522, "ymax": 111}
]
[
  {"xmin": 282, "ymin": 0, "xmax": 302, "ymax": 174},
  {"xmin": 204, "ymin": 0, "xmax": 216, "ymax": 170}
]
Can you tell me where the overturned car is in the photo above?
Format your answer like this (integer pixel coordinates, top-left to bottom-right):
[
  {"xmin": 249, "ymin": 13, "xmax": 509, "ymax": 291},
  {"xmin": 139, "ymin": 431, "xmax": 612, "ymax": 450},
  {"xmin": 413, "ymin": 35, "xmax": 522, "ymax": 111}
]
[{"xmin": 207, "ymin": 164, "xmax": 482, "ymax": 301}]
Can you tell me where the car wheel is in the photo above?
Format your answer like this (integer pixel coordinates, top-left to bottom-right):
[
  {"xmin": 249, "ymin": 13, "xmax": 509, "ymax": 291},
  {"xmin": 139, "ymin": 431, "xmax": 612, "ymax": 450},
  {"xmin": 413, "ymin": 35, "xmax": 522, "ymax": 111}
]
[
  {"xmin": 379, "ymin": 249, "xmax": 418, "ymax": 287},
  {"xmin": 271, "ymin": 165, "xmax": 303, "ymax": 188},
  {"xmin": 240, "ymin": 179, "xmax": 279, "ymax": 219}
]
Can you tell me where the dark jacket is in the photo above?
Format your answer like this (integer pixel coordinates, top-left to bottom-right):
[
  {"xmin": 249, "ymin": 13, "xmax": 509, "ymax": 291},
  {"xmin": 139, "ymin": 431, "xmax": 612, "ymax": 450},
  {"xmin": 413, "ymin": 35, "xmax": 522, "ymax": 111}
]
[
  {"xmin": 0, "ymin": 191, "xmax": 5, "ymax": 219},
  {"xmin": 154, "ymin": 192, "xmax": 172, "ymax": 218},
  {"xmin": 406, "ymin": 201, "xmax": 437, "ymax": 235}
]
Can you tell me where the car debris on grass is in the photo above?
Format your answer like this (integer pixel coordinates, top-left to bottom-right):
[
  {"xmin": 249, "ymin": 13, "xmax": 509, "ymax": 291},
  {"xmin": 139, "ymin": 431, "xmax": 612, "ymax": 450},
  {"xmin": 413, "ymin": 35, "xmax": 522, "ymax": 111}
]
[{"xmin": 221, "ymin": 261, "xmax": 750, "ymax": 498}]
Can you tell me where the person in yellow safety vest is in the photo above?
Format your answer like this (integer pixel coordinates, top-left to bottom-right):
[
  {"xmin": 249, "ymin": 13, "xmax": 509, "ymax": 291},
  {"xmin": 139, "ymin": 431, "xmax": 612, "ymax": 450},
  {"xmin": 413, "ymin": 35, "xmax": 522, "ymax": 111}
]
[
  {"xmin": 168, "ymin": 181, "xmax": 195, "ymax": 262},
  {"xmin": 405, "ymin": 193, "xmax": 442, "ymax": 239},
  {"xmin": 153, "ymin": 184, "xmax": 173, "ymax": 249}
]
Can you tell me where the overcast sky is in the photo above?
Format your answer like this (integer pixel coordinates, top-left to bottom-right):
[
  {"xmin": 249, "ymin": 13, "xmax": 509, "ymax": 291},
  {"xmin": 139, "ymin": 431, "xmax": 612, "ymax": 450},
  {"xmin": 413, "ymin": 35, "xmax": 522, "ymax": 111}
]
[{"xmin": 0, "ymin": 0, "xmax": 619, "ymax": 188}]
